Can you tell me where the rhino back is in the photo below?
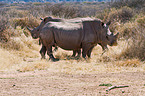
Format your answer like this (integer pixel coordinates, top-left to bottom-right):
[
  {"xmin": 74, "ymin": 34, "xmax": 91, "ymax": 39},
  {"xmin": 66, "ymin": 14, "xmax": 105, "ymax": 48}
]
[{"xmin": 64, "ymin": 17, "xmax": 94, "ymax": 23}]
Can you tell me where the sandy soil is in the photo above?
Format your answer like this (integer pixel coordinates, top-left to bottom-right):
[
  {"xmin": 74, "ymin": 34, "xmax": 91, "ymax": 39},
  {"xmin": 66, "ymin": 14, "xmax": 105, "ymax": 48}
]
[{"xmin": 0, "ymin": 70, "xmax": 144, "ymax": 96}]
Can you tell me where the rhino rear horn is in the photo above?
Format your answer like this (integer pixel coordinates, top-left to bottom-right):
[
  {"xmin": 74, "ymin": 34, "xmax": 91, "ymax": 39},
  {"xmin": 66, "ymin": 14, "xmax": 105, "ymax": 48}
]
[{"xmin": 40, "ymin": 18, "xmax": 43, "ymax": 20}]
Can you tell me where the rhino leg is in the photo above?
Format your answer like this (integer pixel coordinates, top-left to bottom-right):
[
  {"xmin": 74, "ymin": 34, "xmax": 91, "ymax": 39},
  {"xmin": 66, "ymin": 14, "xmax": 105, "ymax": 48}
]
[
  {"xmin": 98, "ymin": 43, "xmax": 108, "ymax": 51},
  {"xmin": 72, "ymin": 51, "xmax": 77, "ymax": 57},
  {"xmin": 76, "ymin": 50, "xmax": 81, "ymax": 57},
  {"xmin": 53, "ymin": 46, "xmax": 58, "ymax": 52},
  {"xmin": 72, "ymin": 50, "xmax": 81, "ymax": 57},
  {"xmin": 47, "ymin": 46, "xmax": 59, "ymax": 62},
  {"xmin": 87, "ymin": 46, "xmax": 94, "ymax": 58},
  {"xmin": 82, "ymin": 44, "xmax": 92, "ymax": 59},
  {"xmin": 39, "ymin": 39, "xmax": 41, "ymax": 45},
  {"xmin": 40, "ymin": 45, "xmax": 46, "ymax": 59},
  {"xmin": 98, "ymin": 43, "xmax": 108, "ymax": 56}
]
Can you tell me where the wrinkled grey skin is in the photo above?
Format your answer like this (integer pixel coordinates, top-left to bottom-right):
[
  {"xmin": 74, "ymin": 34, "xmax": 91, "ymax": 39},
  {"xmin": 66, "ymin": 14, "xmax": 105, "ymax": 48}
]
[
  {"xmin": 27, "ymin": 17, "xmax": 81, "ymax": 59},
  {"xmin": 72, "ymin": 21, "xmax": 119, "ymax": 57},
  {"xmin": 27, "ymin": 17, "xmax": 119, "ymax": 61},
  {"xmin": 38, "ymin": 19, "xmax": 119, "ymax": 61}
]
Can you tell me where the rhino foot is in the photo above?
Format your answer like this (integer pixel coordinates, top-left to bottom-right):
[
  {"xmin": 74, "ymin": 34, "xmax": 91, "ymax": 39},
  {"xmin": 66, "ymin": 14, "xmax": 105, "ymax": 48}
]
[
  {"xmin": 41, "ymin": 56, "xmax": 46, "ymax": 59},
  {"xmin": 51, "ymin": 58, "xmax": 59, "ymax": 62}
]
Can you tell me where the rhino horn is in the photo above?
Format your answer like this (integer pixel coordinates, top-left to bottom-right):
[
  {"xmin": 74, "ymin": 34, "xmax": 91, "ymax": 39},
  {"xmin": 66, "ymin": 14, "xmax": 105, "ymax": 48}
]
[
  {"xmin": 26, "ymin": 26, "xmax": 32, "ymax": 32},
  {"xmin": 40, "ymin": 18, "xmax": 43, "ymax": 20}
]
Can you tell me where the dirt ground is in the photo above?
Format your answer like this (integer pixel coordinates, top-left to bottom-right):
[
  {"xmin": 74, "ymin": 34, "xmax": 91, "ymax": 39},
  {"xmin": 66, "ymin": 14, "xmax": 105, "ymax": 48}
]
[{"xmin": 0, "ymin": 70, "xmax": 145, "ymax": 96}]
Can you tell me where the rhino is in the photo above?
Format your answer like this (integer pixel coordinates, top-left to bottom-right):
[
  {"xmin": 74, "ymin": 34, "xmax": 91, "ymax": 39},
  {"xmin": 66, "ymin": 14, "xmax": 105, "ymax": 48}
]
[
  {"xmin": 32, "ymin": 19, "xmax": 119, "ymax": 61},
  {"xmin": 27, "ymin": 17, "xmax": 81, "ymax": 58},
  {"xmin": 27, "ymin": 17, "xmax": 119, "ymax": 60}
]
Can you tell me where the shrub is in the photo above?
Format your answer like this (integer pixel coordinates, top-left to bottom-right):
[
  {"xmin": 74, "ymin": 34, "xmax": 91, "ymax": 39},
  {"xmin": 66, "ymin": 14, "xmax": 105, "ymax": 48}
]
[
  {"xmin": 10, "ymin": 16, "xmax": 40, "ymax": 29},
  {"xmin": 0, "ymin": 15, "xmax": 10, "ymax": 42},
  {"xmin": 118, "ymin": 22, "xmax": 136, "ymax": 38},
  {"xmin": 45, "ymin": 4, "xmax": 79, "ymax": 18},
  {"xmin": 110, "ymin": 0, "xmax": 145, "ymax": 8},
  {"xmin": 117, "ymin": 16, "xmax": 145, "ymax": 61},
  {"xmin": 116, "ymin": 59, "xmax": 140, "ymax": 67},
  {"xmin": 7, "ymin": 9, "xmax": 28, "ymax": 18},
  {"xmin": 136, "ymin": 16, "xmax": 145, "ymax": 27},
  {"xmin": 107, "ymin": 6, "xmax": 134, "ymax": 23}
]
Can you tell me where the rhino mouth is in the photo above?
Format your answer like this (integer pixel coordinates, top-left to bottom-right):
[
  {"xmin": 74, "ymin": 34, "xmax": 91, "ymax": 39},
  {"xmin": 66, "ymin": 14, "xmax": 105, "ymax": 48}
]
[
  {"xmin": 112, "ymin": 42, "xmax": 118, "ymax": 46},
  {"xmin": 109, "ymin": 41, "xmax": 117, "ymax": 46},
  {"xmin": 32, "ymin": 34, "xmax": 38, "ymax": 39}
]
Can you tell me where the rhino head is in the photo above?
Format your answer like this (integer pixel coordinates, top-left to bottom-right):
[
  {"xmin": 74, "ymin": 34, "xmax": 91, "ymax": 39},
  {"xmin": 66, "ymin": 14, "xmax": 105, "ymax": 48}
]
[
  {"xmin": 101, "ymin": 21, "xmax": 119, "ymax": 46},
  {"xmin": 26, "ymin": 26, "xmax": 39, "ymax": 39},
  {"xmin": 26, "ymin": 17, "xmax": 54, "ymax": 39},
  {"xmin": 106, "ymin": 32, "xmax": 119, "ymax": 46}
]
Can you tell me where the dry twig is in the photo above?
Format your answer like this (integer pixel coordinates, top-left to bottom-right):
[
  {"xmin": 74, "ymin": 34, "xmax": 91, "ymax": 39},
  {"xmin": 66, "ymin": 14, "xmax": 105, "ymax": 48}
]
[{"xmin": 106, "ymin": 85, "xmax": 129, "ymax": 92}]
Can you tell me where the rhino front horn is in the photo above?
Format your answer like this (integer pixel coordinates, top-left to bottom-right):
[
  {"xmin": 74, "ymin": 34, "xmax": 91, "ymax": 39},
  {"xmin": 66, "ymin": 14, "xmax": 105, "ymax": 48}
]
[{"xmin": 26, "ymin": 26, "xmax": 32, "ymax": 32}]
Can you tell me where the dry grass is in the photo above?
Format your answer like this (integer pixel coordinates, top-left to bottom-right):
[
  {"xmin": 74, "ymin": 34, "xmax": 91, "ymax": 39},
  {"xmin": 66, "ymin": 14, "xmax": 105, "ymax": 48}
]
[
  {"xmin": 11, "ymin": 16, "xmax": 40, "ymax": 29},
  {"xmin": 110, "ymin": 0, "xmax": 145, "ymax": 8},
  {"xmin": 116, "ymin": 59, "xmax": 141, "ymax": 67},
  {"xmin": 0, "ymin": 48, "xmax": 21, "ymax": 71},
  {"xmin": 116, "ymin": 15, "xmax": 145, "ymax": 60},
  {"xmin": 1, "ymin": 38, "xmax": 144, "ymax": 74},
  {"xmin": 107, "ymin": 6, "xmax": 134, "ymax": 23},
  {"xmin": 0, "ymin": 26, "xmax": 40, "ymax": 71}
]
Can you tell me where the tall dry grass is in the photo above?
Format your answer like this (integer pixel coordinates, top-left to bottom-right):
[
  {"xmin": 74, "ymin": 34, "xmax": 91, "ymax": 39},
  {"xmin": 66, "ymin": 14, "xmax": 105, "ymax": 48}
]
[
  {"xmin": 110, "ymin": 0, "xmax": 145, "ymax": 8},
  {"xmin": 116, "ymin": 15, "xmax": 145, "ymax": 61}
]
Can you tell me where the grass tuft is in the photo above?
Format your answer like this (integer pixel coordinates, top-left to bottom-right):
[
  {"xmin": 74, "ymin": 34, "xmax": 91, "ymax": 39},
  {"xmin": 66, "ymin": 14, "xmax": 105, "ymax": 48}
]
[{"xmin": 116, "ymin": 59, "xmax": 141, "ymax": 67}]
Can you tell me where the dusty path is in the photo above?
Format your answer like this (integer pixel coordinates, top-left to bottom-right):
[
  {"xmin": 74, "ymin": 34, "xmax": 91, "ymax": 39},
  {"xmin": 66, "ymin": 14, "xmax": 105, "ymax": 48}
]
[{"xmin": 0, "ymin": 70, "xmax": 145, "ymax": 96}]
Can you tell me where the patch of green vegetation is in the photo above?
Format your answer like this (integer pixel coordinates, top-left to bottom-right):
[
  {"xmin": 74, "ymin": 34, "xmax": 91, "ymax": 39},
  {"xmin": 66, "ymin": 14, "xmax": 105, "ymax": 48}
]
[
  {"xmin": 0, "ymin": 78, "xmax": 15, "ymax": 79},
  {"xmin": 99, "ymin": 83, "xmax": 112, "ymax": 87}
]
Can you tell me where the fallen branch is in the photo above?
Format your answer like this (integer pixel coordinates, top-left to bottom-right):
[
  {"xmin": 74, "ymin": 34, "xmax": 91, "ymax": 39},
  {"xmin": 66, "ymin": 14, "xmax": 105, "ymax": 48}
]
[{"xmin": 106, "ymin": 85, "xmax": 129, "ymax": 92}]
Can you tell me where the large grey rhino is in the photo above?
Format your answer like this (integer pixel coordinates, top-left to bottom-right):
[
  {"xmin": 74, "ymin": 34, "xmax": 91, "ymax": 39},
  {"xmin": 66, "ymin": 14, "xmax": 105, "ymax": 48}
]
[
  {"xmin": 27, "ymin": 17, "xmax": 81, "ymax": 58},
  {"xmin": 36, "ymin": 19, "xmax": 118, "ymax": 61},
  {"xmin": 27, "ymin": 17, "xmax": 119, "ymax": 60}
]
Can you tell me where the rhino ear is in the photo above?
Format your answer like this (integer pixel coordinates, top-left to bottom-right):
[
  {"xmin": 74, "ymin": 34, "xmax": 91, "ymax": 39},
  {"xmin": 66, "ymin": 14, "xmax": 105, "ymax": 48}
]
[
  {"xmin": 106, "ymin": 20, "xmax": 111, "ymax": 26},
  {"xmin": 44, "ymin": 17, "xmax": 53, "ymax": 22},
  {"xmin": 44, "ymin": 18, "xmax": 47, "ymax": 22},
  {"xmin": 101, "ymin": 22, "xmax": 104, "ymax": 27}
]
